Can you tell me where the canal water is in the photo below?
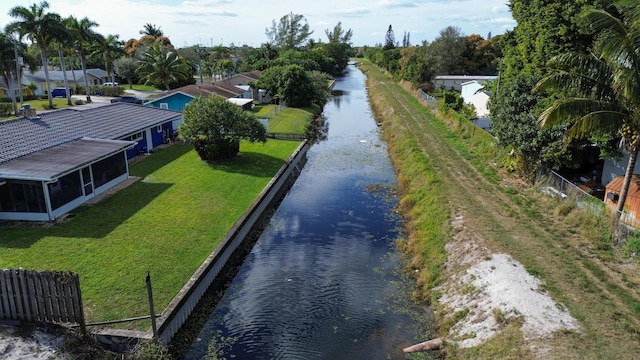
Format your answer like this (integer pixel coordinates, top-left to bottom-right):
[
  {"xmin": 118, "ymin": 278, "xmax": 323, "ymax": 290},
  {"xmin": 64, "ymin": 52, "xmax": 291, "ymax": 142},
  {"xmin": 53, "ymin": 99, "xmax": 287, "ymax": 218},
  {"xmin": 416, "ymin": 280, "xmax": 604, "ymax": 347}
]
[{"xmin": 183, "ymin": 63, "xmax": 429, "ymax": 359}]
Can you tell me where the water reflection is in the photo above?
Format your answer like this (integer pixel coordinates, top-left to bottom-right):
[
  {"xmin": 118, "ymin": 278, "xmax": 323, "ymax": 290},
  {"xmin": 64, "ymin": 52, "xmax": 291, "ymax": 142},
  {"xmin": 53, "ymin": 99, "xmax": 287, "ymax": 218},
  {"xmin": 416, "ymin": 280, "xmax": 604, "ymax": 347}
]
[{"xmin": 183, "ymin": 63, "xmax": 428, "ymax": 360}]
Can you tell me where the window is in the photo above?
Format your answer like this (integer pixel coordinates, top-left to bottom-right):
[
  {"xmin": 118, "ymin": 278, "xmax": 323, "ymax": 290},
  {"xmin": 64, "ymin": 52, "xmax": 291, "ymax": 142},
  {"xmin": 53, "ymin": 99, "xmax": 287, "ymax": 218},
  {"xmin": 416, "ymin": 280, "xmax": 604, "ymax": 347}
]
[
  {"xmin": 156, "ymin": 125, "xmax": 162, "ymax": 133},
  {"xmin": 93, "ymin": 153, "xmax": 127, "ymax": 188},
  {"xmin": 160, "ymin": 103, "xmax": 169, "ymax": 109},
  {"xmin": 131, "ymin": 132, "xmax": 143, "ymax": 141},
  {"xmin": 0, "ymin": 180, "xmax": 46, "ymax": 213},
  {"xmin": 48, "ymin": 172, "xmax": 82, "ymax": 210}
]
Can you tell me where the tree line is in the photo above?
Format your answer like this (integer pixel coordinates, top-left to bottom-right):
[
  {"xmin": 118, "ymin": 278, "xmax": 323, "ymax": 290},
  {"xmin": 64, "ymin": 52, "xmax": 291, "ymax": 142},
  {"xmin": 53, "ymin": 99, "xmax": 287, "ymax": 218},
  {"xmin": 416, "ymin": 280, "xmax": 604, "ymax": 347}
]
[
  {"xmin": 364, "ymin": 1, "xmax": 640, "ymax": 214},
  {"xmin": 362, "ymin": 24, "xmax": 501, "ymax": 92},
  {"xmin": 1, "ymin": 5, "xmax": 353, "ymax": 115}
]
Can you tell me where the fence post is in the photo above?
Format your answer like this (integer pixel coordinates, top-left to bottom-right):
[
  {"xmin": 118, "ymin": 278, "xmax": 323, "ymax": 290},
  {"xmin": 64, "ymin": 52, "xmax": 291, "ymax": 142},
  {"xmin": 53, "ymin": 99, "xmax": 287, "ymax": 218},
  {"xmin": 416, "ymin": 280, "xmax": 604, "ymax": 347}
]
[{"xmin": 146, "ymin": 272, "xmax": 157, "ymax": 338}]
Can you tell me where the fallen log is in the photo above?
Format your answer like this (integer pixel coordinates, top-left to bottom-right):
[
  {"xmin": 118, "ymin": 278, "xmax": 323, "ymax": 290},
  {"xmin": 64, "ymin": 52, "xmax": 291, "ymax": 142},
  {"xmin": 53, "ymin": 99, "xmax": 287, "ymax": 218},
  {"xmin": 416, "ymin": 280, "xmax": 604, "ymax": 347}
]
[{"xmin": 402, "ymin": 338, "xmax": 442, "ymax": 353}]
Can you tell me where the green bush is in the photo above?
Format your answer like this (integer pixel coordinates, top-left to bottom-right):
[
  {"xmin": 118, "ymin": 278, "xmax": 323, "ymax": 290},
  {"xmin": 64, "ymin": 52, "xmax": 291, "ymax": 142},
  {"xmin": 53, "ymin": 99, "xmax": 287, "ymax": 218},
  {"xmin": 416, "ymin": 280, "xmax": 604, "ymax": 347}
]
[{"xmin": 0, "ymin": 102, "xmax": 13, "ymax": 116}]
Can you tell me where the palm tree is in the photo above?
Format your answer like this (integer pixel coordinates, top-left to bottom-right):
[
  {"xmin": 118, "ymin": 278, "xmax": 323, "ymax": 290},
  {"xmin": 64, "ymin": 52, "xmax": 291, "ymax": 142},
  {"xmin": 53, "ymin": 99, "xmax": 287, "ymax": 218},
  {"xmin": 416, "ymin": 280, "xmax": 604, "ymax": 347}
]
[
  {"xmin": 139, "ymin": 23, "xmax": 163, "ymax": 38},
  {"xmin": 535, "ymin": 1, "xmax": 640, "ymax": 215},
  {"xmin": 48, "ymin": 24, "xmax": 74, "ymax": 105},
  {"xmin": 93, "ymin": 34, "xmax": 124, "ymax": 83},
  {"xmin": 66, "ymin": 15, "xmax": 101, "ymax": 103},
  {"xmin": 8, "ymin": 1, "xmax": 65, "ymax": 109},
  {"xmin": 0, "ymin": 30, "xmax": 19, "ymax": 113},
  {"xmin": 137, "ymin": 43, "xmax": 189, "ymax": 90}
]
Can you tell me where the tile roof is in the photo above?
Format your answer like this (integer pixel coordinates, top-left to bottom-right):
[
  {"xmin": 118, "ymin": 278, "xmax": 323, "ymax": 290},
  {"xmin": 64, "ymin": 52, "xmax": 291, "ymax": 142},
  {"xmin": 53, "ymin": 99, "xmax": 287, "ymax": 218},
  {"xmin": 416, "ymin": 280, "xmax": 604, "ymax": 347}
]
[
  {"xmin": 0, "ymin": 102, "xmax": 182, "ymax": 165},
  {"xmin": 23, "ymin": 69, "xmax": 108, "ymax": 82},
  {"xmin": 160, "ymin": 83, "xmax": 245, "ymax": 100},
  {"xmin": 0, "ymin": 137, "xmax": 134, "ymax": 181}
]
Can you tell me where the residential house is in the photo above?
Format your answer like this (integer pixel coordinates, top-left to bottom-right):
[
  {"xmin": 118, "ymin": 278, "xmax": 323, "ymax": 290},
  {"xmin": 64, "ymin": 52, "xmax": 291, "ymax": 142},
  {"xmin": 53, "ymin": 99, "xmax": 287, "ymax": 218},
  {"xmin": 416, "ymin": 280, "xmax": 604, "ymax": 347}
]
[
  {"xmin": 220, "ymin": 71, "xmax": 266, "ymax": 103},
  {"xmin": 461, "ymin": 80, "xmax": 492, "ymax": 132},
  {"xmin": 433, "ymin": 75, "xmax": 497, "ymax": 91},
  {"xmin": 22, "ymin": 69, "xmax": 109, "ymax": 95},
  {"xmin": 145, "ymin": 83, "xmax": 253, "ymax": 112},
  {"xmin": 604, "ymin": 174, "xmax": 640, "ymax": 226},
  {"xmin": 0, "ymin": 103, "xmax": 183, "ymax": 221},
  {"xmin": 0, "ymin": 76, "xmax": 33, "ymax": 99}
]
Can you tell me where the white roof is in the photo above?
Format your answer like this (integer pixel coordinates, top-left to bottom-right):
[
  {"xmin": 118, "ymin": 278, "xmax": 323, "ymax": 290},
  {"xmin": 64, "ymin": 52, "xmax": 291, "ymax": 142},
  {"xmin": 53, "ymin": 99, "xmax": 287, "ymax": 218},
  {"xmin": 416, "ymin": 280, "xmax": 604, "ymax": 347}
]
[
  {"xmin": 227, "ymin": 98, "xmax": 253, "ymax": 106},
  {"xmin": 469, "ymin": 92, "xmax": 490, "ymax": 117},
  {"xmin": 461, "ymin": 81, "xmax": 485, "ymax": 103}
]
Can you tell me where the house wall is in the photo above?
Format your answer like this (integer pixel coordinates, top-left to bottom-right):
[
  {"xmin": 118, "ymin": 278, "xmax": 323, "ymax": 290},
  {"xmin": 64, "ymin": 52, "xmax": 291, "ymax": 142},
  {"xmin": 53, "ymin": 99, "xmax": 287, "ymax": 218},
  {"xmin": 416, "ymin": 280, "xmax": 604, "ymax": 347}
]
[
  {"xmin": 605, "ymin": 186, "xmax": 640, "ymax": 226},
  {"xmin": 0, "ymin": 152, "xmax": 129, "ymax": 221},
  {"xmin": 146, "ymin": 93, "xmax": 193, "ymax": 112},
  {"xmin": 601, "ymin": 151, "xmax": 640, "ymax": 186}
]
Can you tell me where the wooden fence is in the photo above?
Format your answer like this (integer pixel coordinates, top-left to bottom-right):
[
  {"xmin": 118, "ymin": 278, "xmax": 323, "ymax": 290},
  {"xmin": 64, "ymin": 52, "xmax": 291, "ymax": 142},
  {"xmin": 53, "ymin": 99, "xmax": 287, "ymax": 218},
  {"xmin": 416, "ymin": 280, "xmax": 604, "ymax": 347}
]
[
  {"xmin": 0, "ymin": 269, "xmax": 85, "ymax": 333},
  {"xmin": 267, "ymin": 132, "xmax": 307, "ymax": 141}
]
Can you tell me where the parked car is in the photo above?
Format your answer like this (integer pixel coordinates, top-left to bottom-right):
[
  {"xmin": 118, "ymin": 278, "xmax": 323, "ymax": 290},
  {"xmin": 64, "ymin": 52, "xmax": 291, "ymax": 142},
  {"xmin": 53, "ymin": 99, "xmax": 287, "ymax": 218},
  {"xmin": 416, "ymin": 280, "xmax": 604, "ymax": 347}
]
[
  {"xmin": 110, "ymin": 96, "xmax": 143, "ymax": 104},
  {"xmin": 51, "ymin": 88, "xmax": 68, "ymax": 98},
  {"xmin": 103, "ymin": 82, "xmax": 119, "ymax": 86}
]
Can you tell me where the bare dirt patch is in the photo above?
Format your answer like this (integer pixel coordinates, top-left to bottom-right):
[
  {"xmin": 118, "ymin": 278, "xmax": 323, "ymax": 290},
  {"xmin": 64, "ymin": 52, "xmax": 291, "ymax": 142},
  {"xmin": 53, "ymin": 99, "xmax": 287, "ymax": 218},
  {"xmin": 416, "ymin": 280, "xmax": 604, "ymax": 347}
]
[{"xmin": 437, "ymin": 213, "xmax": 580, "ymax": 351}]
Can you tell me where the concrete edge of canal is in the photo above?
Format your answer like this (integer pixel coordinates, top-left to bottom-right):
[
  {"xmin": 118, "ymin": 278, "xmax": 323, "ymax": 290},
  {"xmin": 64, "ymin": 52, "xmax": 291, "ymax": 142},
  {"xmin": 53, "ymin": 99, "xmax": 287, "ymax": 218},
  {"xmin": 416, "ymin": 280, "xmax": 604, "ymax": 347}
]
[{"xmin": 93, "ymin": 140, "xmax": 310, "ymax": 352}]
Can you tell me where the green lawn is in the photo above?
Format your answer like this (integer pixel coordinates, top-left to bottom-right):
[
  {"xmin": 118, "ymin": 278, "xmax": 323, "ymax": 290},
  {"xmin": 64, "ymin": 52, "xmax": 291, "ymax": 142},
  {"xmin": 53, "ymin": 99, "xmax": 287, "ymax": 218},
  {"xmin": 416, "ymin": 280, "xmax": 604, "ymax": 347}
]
[
  {"xmin": 0, "ymin": 139, "xmax": 301, "ymax": 325},
  {"xmin": 129, "ymin": 84, "xmax": 159, "ymax": 91},
  {"xmin": 254, "ymin": 104, "xmax": 318, "ymax": 133}
]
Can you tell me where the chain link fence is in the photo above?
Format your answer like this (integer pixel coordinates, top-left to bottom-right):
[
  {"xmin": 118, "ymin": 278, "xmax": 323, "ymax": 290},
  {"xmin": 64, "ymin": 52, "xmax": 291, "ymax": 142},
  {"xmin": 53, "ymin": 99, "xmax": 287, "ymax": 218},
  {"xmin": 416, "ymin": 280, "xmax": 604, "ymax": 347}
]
[{"xmin": 536, "ymin": 167, "xmax": 640, "ymax": 240}]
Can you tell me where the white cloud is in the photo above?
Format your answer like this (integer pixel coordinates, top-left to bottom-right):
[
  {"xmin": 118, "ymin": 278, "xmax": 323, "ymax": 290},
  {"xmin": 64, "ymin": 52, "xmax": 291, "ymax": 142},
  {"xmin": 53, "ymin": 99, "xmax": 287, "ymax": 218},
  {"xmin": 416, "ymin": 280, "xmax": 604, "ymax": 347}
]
[{"xmin": 0, "ymin": 0, "xmax": 514, "ymax": 47}]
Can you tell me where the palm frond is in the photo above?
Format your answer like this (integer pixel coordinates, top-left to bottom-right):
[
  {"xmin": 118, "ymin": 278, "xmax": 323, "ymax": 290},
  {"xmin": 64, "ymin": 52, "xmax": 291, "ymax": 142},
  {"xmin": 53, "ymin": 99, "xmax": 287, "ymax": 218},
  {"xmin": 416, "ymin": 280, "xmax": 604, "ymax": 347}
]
[
  {"xmin": 538, "ymin": 97, "xmax": 624, "ymax": 130},
  {"xmin": 536, "ymin": 53, "xmax": 613, "ymax": 97},
  {"xmin": 567, "ymin": 110, "xmax": 627, "ymax": 140}
]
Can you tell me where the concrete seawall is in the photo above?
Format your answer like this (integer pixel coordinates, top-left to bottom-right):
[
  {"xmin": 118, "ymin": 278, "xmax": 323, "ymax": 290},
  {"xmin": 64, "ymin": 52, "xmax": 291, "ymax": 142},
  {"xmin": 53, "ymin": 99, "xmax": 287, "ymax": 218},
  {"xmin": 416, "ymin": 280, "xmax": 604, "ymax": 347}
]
[{"xmin": 95, "ymin": 140, "xmax": 309, "ymax": 351}]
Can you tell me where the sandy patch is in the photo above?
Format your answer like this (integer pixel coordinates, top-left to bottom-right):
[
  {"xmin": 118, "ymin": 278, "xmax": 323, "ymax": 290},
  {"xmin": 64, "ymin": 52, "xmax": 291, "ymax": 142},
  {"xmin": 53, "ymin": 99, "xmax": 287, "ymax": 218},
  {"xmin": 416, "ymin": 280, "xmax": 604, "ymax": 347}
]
[
  {"xmin": 438, "ymin": 214, "xmax": 580, "ymax": 348},
  {"xmin": 0, "ymin": 324, "xmax": 68, "ymax": 359}
]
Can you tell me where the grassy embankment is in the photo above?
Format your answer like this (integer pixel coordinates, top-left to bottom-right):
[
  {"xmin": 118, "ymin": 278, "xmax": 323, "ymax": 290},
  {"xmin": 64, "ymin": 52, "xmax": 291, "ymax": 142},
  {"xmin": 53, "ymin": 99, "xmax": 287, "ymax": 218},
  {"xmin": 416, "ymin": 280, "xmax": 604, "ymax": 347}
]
[
  {"xmin": 253, "ymin": 103, "xmax": 320, "ymax": 134},
  {"xmin": 0, "ymin": 110, "xmax": 311, "ymax": 327},
  {"xmin": 359, "ymin": 57, "xmax": 640, "ymax": 358}
]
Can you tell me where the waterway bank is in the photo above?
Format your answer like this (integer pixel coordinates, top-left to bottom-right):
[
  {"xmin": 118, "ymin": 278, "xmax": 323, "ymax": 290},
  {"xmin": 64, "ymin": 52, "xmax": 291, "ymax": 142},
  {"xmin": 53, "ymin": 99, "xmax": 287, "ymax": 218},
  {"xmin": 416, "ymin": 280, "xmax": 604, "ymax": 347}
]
[
  {"xmin": 179, "ymin": 60, "xmax": 432, "ymax": 359},
  {"xmin": 360, "ymin": 57, "xmax": 640, "ymax": 359}
]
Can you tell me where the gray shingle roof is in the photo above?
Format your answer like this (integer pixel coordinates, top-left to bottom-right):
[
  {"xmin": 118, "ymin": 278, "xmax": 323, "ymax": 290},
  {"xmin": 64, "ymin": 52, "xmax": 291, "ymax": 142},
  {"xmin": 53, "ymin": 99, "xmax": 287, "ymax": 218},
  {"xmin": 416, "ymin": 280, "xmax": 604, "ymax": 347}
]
[
  {"xmin": 0, "ymin": 102, "xmax": 182, "ymax": 165},
  {"xmin": 0, "ymin": 137, "xmax": 134, "ymax": 181},
  {"xmin": 23, "ymin": 68, "xmax": 108, "ymax": 82}
]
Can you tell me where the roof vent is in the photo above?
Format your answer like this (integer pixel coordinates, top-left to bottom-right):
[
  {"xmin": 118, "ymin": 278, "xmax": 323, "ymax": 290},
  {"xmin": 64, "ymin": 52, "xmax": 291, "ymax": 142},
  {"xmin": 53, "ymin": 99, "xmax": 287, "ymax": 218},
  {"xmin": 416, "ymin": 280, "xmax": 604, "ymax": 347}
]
[{"xmin": 20, "ymin": 104, "xmax": 37, "ymax": 118}]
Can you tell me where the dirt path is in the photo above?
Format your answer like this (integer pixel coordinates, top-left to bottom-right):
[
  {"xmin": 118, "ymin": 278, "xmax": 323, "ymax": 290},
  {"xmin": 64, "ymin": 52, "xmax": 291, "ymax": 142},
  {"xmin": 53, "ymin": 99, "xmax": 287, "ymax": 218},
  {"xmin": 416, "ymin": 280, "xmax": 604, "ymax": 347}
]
[{"xmin": 366, "ymin": 68, "xmax": 640, "ymax": 358}]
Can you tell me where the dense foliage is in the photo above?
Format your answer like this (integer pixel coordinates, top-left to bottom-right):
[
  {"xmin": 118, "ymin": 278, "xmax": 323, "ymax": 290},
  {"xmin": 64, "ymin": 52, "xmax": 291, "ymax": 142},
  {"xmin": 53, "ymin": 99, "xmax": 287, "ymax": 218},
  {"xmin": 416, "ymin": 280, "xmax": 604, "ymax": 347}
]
[
  {"xmin": 489, "ymin": 0, "xmax": 614, "ymax": 177},
  {"xmin": 364, "ymin": 25, "xmax": 499, "ymax": 90},
  {"xmin": 181, "ymin": 96, "xmax": 267, "ymax": 161}
]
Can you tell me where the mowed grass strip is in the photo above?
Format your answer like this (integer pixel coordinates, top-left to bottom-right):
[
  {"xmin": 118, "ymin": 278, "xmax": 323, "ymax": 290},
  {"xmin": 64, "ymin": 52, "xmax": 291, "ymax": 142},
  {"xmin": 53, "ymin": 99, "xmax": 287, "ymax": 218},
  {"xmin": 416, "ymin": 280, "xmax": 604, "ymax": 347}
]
[
  {"xmin": 253, "ymin": 104, "xmax": 319, "ymax": 133},
  {"xmin": 0, "ymin": 139, "xmax": 301, "ymax": 325}
]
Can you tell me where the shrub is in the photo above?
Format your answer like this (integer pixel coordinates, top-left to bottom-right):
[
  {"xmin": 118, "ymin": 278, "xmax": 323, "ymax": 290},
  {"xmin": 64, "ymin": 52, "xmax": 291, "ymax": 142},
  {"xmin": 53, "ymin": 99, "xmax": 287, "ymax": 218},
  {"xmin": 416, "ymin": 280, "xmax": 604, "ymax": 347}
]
[{"xmin": 0, "ymin": 103, "xmax": 13, "ymax": 116}]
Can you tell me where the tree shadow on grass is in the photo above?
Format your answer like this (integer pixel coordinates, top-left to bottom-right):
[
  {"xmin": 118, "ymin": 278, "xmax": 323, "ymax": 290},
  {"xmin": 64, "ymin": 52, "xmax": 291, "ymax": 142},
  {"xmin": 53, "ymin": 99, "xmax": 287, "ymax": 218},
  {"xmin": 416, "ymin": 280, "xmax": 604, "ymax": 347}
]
[
  {"xmin": 0, "ymin": 181, "xmax": 172, "ymax": 248},
  {"xmin": 206, "ymin": 151, "xmax": 291, "ymax": 178}
]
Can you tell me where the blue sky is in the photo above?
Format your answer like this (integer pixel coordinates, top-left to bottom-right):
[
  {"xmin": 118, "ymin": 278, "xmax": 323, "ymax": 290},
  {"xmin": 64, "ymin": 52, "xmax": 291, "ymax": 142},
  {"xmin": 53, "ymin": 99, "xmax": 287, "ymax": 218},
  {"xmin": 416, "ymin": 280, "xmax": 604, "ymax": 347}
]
[{"xmin": 0, "ymin": 0, "xmax": 516, "ymax": 48}]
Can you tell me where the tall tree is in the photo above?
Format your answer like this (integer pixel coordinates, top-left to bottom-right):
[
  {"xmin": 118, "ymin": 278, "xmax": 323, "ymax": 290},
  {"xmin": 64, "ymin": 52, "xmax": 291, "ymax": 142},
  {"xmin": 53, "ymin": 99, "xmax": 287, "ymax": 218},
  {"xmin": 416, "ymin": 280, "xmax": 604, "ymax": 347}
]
[
  {"xmin": 8, "ymin": 1, "xmax": 65, "ymax": 109},
  {"xmin": 427, "ymin": 26, "xmax": 465, "ymax": 75},
  {"xmin": 490, "ymin": 0, "xmax": 613, "ymax": 179},
  {"xmin": 325, "ymin": 22, "xmax": 352, "ymax": 45},
  {"xmin": 460, "ymin": 34, "xmax": 498, "ymax": 75},
  {"xmin": 535, "ymin": 1, "xmax": 640, "ymax": 214},
  {"xmin": 0, "ymin": 30, "xmax": 20, "ymax": 113},
  {"xmin": 113, "ymin": 57, "xmax": 137, "ymax": 89},
  {"xmin": 502, "ymin": 0, "xmax": 613, "ymax": 82},
  {"xmin": 49, "ymin": 24, "xmax": 74, "ymax": 105},
  {"xmin": 265, "ymin": 12, "xmax": 313, "ymax": 50},
  {"xmin": 136, "ymin": 42, "xmax": 189, "ymax": 90},
  {"xmin": 95, "ymin": 34, "xmax": 124, "ymax": 83},
  {"xmin": 139, "ymin": 23, "xmax": 163, "ymax": 38},
  {"xmin": 384, "ymin": 25, "xmax": 395, "ymax": 50},
  {"xmin": 66, "ymin": 15, "xmax": 101, "ymax": 102},
  {"xmin": 398, "ymin": 41, "xmax": 434, "ymax": 88}
]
